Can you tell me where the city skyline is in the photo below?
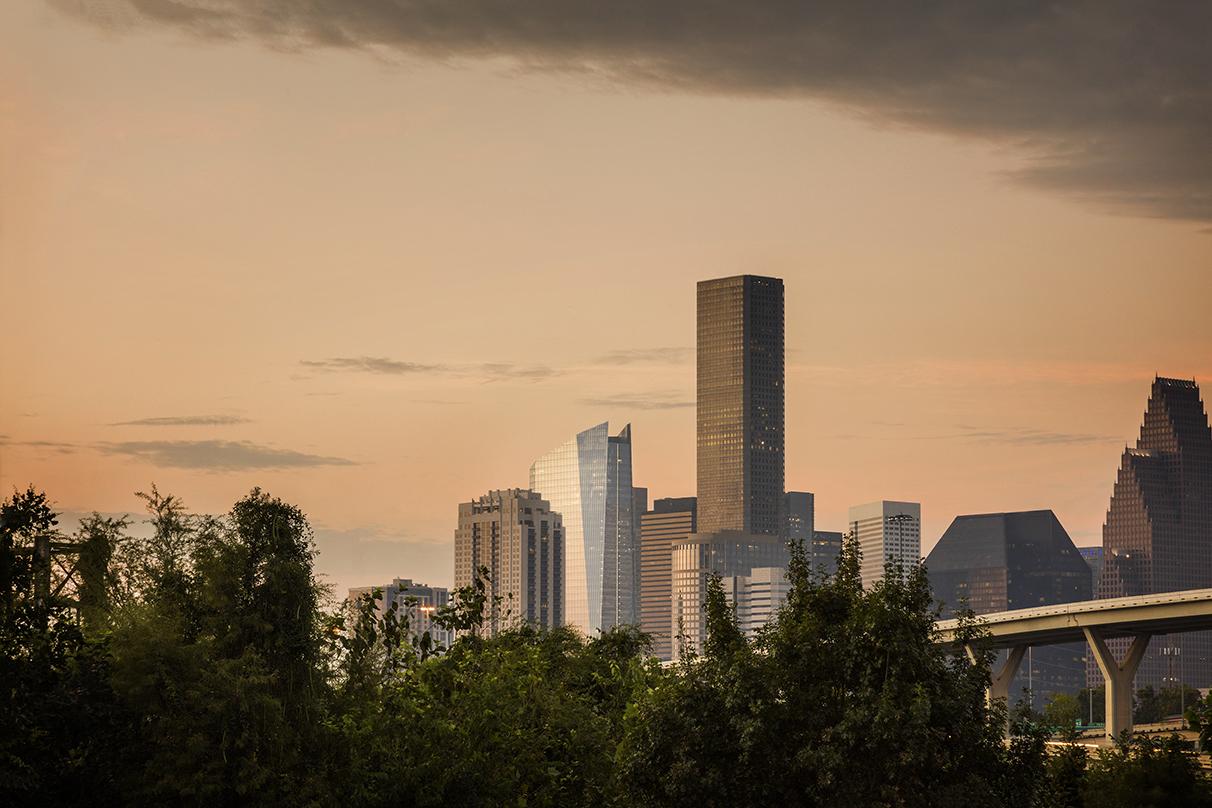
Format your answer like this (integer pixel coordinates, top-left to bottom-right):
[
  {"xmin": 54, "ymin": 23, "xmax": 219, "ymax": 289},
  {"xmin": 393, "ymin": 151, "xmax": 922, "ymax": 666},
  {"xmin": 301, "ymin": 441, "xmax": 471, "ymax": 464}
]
[{"xmin": 3, "ymin": 3, "xmax": 1212, "ymax": 599}]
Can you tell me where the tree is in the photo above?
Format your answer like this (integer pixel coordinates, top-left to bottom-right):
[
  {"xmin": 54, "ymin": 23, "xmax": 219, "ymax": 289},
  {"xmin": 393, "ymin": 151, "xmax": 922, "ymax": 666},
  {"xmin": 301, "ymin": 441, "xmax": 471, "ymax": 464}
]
[{"xmin": 1044, "ymin": 693, "xmax": 1083, "ymax": 740}]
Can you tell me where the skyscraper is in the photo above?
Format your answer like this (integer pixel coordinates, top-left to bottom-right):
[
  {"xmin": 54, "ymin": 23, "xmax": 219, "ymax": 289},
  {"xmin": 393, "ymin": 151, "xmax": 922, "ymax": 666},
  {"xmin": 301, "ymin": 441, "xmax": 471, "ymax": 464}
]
[
  {"xmin": 674, "ymin": 275, "xmax": 789, "ymax": 658},
  {"xmin": 848, "ymin": 500, "xmax": 921, "ymax": 589},
  {"xmin": 810, "ymin": 530, "xmax": 844, "ymax": 577},
  {"xmin": 783, "ymin": 491, "xmax": 815, "ymax": 544},
  {"xmin": 697, "ymin": 275, "xmax": 785, "ymax": 536},
  {"xmin": 926, "ymin": 510, "xmax": 1092, "ymax": 697},
  {"xmin": 347, "ymin": 578, "xmax": 455, "ymax": 651},
  {"xmin": 454, "ymin": 489, "xmax": 563, "ymax": 635},
  {"xmin": 530, "ymin": 422, "xmax": 637, "ymax": 634},
  {"xmin": 1096, "ymin": 377, "xmax": 1212, "ymax": 687},
  {"xmin": 640, "ymin": 496, "xmax": 696, "ymax": 661}
]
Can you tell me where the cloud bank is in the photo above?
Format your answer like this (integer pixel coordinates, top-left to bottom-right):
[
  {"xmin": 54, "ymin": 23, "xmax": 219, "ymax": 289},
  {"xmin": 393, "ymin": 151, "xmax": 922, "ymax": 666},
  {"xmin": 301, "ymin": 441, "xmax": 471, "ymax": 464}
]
[
  {"xmin": 110, "ymin": 414, "xmax": 252, "ymax": 427},
  {"xmin": 51, "ymin": 0, "xmax": 1212, "ymax": 223},
  {"xmin": 99, "ymin": 440, "xmax": 357, "ymax": 470}
]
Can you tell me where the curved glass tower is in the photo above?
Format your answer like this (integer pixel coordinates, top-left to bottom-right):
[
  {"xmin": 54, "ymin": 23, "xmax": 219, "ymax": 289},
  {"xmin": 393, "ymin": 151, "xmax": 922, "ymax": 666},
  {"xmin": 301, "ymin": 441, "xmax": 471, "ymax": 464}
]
[{"xmin": 530, "ymin": 422, "xmax": 636, "ymax": 634}]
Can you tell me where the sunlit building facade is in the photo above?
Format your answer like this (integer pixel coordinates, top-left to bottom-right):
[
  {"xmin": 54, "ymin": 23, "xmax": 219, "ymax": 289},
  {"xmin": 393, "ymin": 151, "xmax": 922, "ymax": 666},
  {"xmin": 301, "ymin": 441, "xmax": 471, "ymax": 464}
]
[
  {"xmin": 454, "ymin": 489, "xmax": 563, "ymax": 635},
  {"xmin": 697, "ymin": 275, "xmax": 785, "ymax": 536},
  {"xmin": 848, "ymin": 500, "xmax": 921, "ymax": 589},
  {"xmin": 640, "ymin": 496, "xmax": 696, "ymax": 661},
  {"xmin": 346, "ymin": 578, "xmax": 454, "ymax": 650},
  {"xmin": 530, "ymin": 423, "xmax": 637, "ymax": 634},
  {"xmin": 722, "ymin": 566, "xmax": 791, "ymax": 637}
]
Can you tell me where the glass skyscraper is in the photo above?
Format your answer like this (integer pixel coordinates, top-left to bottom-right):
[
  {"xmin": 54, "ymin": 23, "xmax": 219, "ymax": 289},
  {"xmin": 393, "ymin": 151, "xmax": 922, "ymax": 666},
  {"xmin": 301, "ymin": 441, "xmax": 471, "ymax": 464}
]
[
  {"xmin": 530, "ymin": 422, "xmax": 637, "ymax": 634},
  {"xmin": 697, "ymin": 275, "xmax": 785, "ymax": 536}
]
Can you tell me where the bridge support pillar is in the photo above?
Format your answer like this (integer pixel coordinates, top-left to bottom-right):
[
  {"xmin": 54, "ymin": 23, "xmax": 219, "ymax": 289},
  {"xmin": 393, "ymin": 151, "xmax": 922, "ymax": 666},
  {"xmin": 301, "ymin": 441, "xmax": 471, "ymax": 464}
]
[
  {"xmin": 1084, "ymin": 628, "xmax": 1150, "ymax": 739},
  {"xmin": 966, "ymin": 643, "xmax": 1026, "ymax": 734}
]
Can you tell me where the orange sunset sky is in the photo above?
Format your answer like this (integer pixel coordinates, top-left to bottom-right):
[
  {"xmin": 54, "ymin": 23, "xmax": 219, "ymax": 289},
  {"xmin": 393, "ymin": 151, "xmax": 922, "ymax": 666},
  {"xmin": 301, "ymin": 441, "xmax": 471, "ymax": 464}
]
[{"xmin": 3, "ymin": 2, "xmax": 1211, "ymax": 596}]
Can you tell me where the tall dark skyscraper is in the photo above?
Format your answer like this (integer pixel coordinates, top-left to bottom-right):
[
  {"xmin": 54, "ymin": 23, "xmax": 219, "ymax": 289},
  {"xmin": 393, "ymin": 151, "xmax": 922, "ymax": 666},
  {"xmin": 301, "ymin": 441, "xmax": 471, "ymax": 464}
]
[
  {"xmin": 696, "ymin": 275, "xmax": 785, "ymax": 536},
  {"xmin": 1096, "ymin": 377, "xmax": 1212, "ymax": 687}
]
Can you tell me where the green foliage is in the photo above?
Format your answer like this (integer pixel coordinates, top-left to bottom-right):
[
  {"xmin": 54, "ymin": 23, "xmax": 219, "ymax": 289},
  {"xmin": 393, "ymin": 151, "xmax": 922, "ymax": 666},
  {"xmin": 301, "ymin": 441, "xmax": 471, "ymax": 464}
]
[
  {"xmin": 1045, "ymin": 693, "xmax": 1084, "ymax": 740},
  {"xmin": 5, "ymin": 485, "xmax": 1212, "ymax": 806}
]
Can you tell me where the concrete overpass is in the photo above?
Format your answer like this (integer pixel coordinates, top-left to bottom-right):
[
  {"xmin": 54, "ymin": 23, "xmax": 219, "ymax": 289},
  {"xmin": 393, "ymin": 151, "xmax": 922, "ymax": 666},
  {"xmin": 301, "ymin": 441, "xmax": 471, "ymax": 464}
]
[{"xmin": 935, "ymin": 588, "xmax": 1212, "ymax": 738}]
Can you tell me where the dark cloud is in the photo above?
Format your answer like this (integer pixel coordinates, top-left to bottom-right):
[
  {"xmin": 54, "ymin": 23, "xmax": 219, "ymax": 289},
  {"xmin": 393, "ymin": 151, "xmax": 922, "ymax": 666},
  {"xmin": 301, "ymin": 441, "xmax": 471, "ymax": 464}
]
[
  {"xmin": 110, "ymin": 414, "xmax": 252, "ymax": 427},
  {"xmin": 50, "ymin": 1, "xmax": 1212, "ymax": 223},
  {"xmin": 98, "ymin": 440, "xmax": 357, "ymax": 470},
  {"xmin": 582, "ymin": 392, "xmax": 693, "ymax": 410},
  {"xmin": 593, "ymin": 347, "xmax": 693, "ymax": 365}
]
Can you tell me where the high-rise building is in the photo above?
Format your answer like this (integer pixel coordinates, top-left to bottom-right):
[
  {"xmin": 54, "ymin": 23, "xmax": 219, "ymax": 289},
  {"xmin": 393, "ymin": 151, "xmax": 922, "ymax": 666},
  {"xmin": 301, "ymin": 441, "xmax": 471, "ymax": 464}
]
[
  {"xmin": 672, "ymin": 531, "xmax": 788, "ymax": 655},
  {"xmin": 347, "ymin": 578, "xmax": 455, "ymax": 650},
  {"xmin": 810, "ymin": 530, "xmax": 844, "ymax": 577},
  {"xmin": 926, "ymin": 510, "xmax": 1092, "ymax": 698},
  {"xmin": 1095, "ymin": 377, "xmax": 1212, "ymax": 687},
  {"xmin": 848, "ymin": 500, "xmax": 921, "ymax": 589},
  {"xmin": 530, "ymin": 423, "xmax": 637, "ymax": 634},
  {"xmin": 697, "ymin": 275, "xmax": 785, "ymax": 536},
  {"xmin": 674, "ymin": 275, "xmax": 790, "ymax": 659},
  {"xmin": 640, "ymin": 496, "xmax": 697, "ymax": 661},
  {"xmin": 454, "ymin": 489, "xmax": 563, "ymax": 635},
  {"xmin": 722, "ymin": 566, "xmax": 791, "ymax": 637},
  {"xmin": 783, "ymin": 491, "xmax": 815, "ymax": 543},
  {"xmin": 1079, "ymin": 546, "xmax": 1105, "ymax": 594}
]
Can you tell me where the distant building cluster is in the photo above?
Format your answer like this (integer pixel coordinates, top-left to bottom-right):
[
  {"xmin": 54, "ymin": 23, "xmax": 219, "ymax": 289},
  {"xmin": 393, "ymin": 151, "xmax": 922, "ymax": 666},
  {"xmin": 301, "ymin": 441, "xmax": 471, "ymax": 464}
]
[{"xmin": 346, "ymin": 276, "xmax": 1212, "ymax": 697}]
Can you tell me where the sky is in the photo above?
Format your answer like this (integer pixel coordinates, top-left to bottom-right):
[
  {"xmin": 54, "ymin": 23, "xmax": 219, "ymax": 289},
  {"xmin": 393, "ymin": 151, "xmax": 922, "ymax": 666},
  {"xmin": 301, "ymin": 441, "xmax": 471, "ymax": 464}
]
[{"xmin": 3, "ymin": 2, "xmax": 1211, "ymax": 597}]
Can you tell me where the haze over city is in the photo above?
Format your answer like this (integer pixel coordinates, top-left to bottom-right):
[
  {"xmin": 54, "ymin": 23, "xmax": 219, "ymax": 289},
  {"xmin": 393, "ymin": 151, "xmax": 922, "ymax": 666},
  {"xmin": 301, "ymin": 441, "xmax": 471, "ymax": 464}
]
[{"xmin": 3, "ymin": 2, "xmax": 1211, "ymax": 600}]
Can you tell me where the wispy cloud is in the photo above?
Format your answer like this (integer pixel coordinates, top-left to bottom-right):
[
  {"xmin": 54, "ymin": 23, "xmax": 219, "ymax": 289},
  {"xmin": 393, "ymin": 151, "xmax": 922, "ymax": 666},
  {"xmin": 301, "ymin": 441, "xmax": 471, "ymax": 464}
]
[
  {"xmin": 98, "ymin": 440, "xmax": 357, "ymax": 471},
  {"xmin": 582, "ymin": 392, "xmax": 694, "ymax": 411},
  {"xmin": 592, "ymin": 347, "xmax": 692, "ymax": 365},
  {"xmin": 954, "ymin": 427, "xmax": 1119, "ymax": 447},
  {"xmin": 110, "ymin": 414, "xmax": 252, "ymax": 427},
  {"xmin": 300, "ymin": 357, "xmax": 447, "ymax": 375},
  {"xmin": 0, "ymin": 436, "xmax": 78, "ymax": 455},
  {"xmin": 298, "ymin": 356, "xmax": 560, "ymax": 383}
]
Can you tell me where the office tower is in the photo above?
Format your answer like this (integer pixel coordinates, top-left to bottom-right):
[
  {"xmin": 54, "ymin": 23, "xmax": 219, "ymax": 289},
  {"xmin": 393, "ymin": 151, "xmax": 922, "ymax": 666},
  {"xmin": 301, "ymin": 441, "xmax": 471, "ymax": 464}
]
[
  {"xmin": 347, "ymin": 578, "xmax": 455, "ymax": 650},
  {"xmin": 810, "ymin": 530, "xmax": 844, "ymax": 577},
  {"xmin": 926, "ymin": 510, "xmax": 1092, "ymax": 698},
  {"xmin": 675, "ymin": 275, "xmax": 789, "ymax": 658},
  {"xmin": 454, "ymin": 489, "xmax": 563, "ymax": 635},
  {"xmin": 722, "ymin": 567, "xmax": 791, "ymax": 637},
  {"xmin": 530, "ymin": 423, "xmax": 637, "ymax": 634},
  {"xmin": 697, "ymin": 275, "xmax": 785, "ymax": 536},
  {"xmin": 1079, "ymin": 547, "xmax": 1105, "ymax": 594},
  {"xmin": 848, "ymin": 501, "xmax": 921, "ymax": 588},
  {"xmin": 672, "ymin": 531, "xmax": 789, "ymax": 655},
  {"xmin": 1096, "ymin": 377, "xmax": 1212, "ymax": 687},
  {"xmin": 639, "ymin": 497, "xmax": 696, "ymax": 661},
  {"xmin": 632, "ymin": 485, "xmax": 648, "ymax": 627},
  {"xmin": 783, "ymin": 491, "xmax": 815, "ymax": 543}
]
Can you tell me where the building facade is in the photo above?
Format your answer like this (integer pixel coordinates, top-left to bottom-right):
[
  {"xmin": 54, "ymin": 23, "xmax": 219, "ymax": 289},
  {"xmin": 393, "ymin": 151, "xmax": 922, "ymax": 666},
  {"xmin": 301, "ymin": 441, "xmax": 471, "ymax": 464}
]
[
  {"xmin": 530, "ymin": 422, "xmax": 637, "ymax": 634},
  {"xmin": 784, "ymin": 491, "xmax": 815, "ymax": 544},
  {"xmin": 697, "ymin": 275, "xmax": 785, "ymax": 536},
  {"xmin": 672, "ymin": 531, "xmax": 788, "ymax": 656},
  {"xmin": 347, "ymin": 578, "xmax": 455, "ymax": 650},
  {"xmin": 639, "ymin": 496, "xmax": 697, "ymax": 661},
  {"xmin": 722, "ymin": 566, "xmax": 791, "ymax": 637},
  {"xmin": 926, "ymin": 510, "xmax": 1092, "ymax": 698},
  {"xmin": 454, "ymin": 489, "xmax": 563, "ymax": 635},
  {"xmin": 1079, "ymin": 546, "xmax": 1105, "ymax": 594},
  {"xmin": 849, "ymin": 500, "xmax": 922, "ymax": 589},
  {"xmin": 1095, "ymin": 377, "xmax": 1212, "ymax": 687},
  {"xmin": 810, "ymin": 530, "xmax": 844, "ymax": 578}
]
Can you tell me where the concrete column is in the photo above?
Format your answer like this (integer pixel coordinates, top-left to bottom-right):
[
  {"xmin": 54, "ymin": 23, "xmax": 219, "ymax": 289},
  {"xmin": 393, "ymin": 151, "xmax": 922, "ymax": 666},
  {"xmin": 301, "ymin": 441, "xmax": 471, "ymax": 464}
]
[
  {"xmin": 1084, "ymin": 627, "xmax": 1150, "ymax": 739},
  {"xmin": 966, "ymin": 643, "xmax": 1027, "ymax": 736}
]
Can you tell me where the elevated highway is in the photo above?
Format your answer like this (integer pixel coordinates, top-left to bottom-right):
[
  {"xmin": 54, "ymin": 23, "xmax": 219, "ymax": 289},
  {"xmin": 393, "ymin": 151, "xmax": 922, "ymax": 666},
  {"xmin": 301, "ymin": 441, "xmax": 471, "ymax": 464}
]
[{"xmin": 936, "ymin": 588, "xmax": 1212, "ymax": 738}]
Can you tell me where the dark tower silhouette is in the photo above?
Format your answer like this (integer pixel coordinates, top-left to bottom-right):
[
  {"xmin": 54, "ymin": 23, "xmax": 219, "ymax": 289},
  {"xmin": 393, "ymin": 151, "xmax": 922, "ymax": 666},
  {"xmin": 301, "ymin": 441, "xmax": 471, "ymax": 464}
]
[{"xmin": 1097, "ymin": 377, "xmax": 1212, "ymax": 687}]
